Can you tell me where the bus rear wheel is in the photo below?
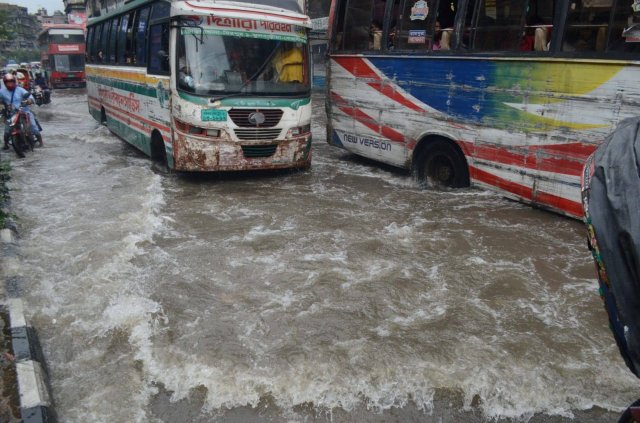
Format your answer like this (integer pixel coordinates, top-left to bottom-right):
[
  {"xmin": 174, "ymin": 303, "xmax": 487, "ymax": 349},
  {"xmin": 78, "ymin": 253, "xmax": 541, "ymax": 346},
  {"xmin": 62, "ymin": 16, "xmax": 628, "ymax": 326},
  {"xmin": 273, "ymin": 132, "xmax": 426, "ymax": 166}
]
[{"xmin": 416, "ymin": 140, "xmax": 469, "ymax": 188}]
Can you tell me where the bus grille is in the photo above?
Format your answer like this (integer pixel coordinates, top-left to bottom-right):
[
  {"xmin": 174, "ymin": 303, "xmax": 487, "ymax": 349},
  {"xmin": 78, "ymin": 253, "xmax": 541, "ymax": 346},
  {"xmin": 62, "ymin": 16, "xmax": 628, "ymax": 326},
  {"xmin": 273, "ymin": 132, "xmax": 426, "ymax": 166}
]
[
  {"xmin": 241, "ymin": 144, "xmax": 277, "ymax": 158},
  {"xmin": 234, "ymin": 128, "xmax": 282, "ymax": 141},
  {"xmin": 229, "ymin": 109, "xmax": 283, "ymax": 128}
]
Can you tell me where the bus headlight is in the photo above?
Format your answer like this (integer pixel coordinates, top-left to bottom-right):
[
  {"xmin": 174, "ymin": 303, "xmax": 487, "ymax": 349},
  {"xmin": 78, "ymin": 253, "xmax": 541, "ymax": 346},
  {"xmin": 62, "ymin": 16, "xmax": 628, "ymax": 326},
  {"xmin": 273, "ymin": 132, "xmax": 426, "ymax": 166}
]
[
  {"xmin": 287, "ymin": 124, "xmax": 310, "ymax": 138},
  {"xmin": 175, "ymin": 119, "xmax": 223, "ymax": 139}
]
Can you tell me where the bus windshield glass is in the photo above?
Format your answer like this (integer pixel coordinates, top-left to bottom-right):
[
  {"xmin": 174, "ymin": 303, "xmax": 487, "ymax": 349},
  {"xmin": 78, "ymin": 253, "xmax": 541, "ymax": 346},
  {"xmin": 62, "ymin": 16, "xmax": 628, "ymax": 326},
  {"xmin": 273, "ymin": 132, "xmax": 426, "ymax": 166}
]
[
  {"xmin": 53, "ymin": 54, "xmax": 85, "ymax": 72},
  {"xmin": 177, "ymin": 30, "xmax": 309, "ymax": 97},
  {"xmin": 49, "ymin": 29, "xmax": 85, "ymax": 44}
]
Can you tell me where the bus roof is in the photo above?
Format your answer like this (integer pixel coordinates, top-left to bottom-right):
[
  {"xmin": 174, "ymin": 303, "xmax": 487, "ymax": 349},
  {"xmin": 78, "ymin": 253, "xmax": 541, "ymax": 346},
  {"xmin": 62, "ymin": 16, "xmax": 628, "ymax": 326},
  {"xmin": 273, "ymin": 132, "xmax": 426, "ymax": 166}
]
[
  {"xmin": 175, "ymin": 0, "xmax": 311, "ymax": 27},
  {"xmin": 88, "ymin": 0, "xmax": 309, "ymax": 27},
  {"xmin": 38, "ymin": 24, "xmax": 85, "ymax": 38}
]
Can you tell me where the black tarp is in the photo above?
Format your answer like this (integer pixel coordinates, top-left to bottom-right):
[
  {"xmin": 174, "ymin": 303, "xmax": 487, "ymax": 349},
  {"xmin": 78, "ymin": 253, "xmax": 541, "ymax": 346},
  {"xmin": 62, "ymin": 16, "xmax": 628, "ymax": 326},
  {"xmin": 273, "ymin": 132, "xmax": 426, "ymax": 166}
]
[{"xmin": 583, "ymin": 117, "xmax": 640, "ymax": 378}]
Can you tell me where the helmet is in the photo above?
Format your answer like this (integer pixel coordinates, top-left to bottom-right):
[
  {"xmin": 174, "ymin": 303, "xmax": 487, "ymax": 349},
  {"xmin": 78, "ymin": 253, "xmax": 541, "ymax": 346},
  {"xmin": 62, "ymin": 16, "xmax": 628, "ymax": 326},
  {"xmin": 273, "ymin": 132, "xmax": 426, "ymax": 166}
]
[{"xmin": 2, "ymin": 73, "xmax": 16, "ymax": 84}]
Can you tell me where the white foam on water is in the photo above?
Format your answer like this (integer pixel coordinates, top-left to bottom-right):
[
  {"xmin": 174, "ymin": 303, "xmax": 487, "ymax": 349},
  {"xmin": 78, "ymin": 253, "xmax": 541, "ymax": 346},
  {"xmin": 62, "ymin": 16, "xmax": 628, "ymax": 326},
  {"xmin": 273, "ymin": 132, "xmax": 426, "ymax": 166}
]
[
  {"xmin": 302, "ymin": 250, "xmax": 348, "ymax": 264},
  {"xmin": 243, "ymin": 219, "xmax": 296, "ymax": 241}
]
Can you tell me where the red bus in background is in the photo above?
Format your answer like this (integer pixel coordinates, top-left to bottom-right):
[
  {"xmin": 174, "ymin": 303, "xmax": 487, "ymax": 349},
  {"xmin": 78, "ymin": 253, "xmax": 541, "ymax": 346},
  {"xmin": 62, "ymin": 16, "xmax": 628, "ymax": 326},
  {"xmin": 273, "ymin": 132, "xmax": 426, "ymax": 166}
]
[{"xmin": 37, "ymin": 24, "xmax": 86, "ymax": 88}]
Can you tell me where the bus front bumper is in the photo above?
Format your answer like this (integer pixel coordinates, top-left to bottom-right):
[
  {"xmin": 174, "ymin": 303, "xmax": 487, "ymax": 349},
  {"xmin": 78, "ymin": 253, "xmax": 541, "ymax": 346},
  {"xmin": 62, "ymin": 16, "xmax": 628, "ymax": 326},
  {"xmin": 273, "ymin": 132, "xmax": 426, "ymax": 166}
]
[{"xmin": 171, "ymin": 135, "xmax": 312, "ymax": 172}]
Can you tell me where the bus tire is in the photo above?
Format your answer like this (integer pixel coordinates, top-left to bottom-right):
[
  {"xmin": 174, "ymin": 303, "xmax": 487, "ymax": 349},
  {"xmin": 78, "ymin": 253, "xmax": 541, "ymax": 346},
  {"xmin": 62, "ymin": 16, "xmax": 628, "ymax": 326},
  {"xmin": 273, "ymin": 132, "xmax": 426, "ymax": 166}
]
[
  {"xmin": 150, "ymin": 131, "xmax": 169, "ymax": 173},
  {"xmin": 415, "ymin": 139, "xmax": 469, "ymax": 188},
  {"xmin": 100, "ymin": 107, "xmax": 107, "ymax": 125}
]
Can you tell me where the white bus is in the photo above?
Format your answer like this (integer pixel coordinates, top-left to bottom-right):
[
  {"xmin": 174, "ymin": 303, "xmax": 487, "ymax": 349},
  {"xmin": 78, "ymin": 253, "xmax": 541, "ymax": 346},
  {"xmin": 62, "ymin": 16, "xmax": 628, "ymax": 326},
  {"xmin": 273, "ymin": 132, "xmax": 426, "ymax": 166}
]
[{"xmin": 85, "ymin": 0, "xmax": 313, "ymax": 172}]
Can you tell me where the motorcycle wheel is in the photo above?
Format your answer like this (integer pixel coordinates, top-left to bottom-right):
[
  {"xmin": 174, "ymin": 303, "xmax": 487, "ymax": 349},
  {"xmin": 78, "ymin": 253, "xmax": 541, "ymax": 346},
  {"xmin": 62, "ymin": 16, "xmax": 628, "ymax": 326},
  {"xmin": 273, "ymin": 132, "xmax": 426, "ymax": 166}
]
[
  {"xmin": 19, "ymin": 115, "xmax": 34, "ymax": 152},
  {"xmin": 11, "ymin": 135, "xmax": 26, "ymax": 158}
]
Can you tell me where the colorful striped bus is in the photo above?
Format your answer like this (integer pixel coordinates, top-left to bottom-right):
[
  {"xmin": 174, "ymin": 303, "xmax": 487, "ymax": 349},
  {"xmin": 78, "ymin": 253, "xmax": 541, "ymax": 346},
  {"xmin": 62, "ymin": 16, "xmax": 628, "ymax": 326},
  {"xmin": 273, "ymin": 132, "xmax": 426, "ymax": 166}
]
[
  {"xmin": 326, "ymin": 0, "xmax": 640, "ymax": 218},
  {"xmin": 85, "ymin": 0, "xmax": 313, "ymax": 172}
]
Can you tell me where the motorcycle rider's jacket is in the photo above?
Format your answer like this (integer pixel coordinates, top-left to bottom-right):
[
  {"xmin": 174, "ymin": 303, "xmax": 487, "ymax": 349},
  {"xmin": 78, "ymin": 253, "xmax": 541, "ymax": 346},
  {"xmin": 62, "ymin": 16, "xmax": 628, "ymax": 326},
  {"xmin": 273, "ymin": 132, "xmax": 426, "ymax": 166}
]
[
  {"xmin": 34, "ymin": 76, "xmax": 48, "ymax": 89},
  {"xmin": 0, "ymin": 86, "xmax": 34, "ymax": 117},
  {"xmin": 0, "ymin": 85, "xmax": 40, "ymax": 136}
]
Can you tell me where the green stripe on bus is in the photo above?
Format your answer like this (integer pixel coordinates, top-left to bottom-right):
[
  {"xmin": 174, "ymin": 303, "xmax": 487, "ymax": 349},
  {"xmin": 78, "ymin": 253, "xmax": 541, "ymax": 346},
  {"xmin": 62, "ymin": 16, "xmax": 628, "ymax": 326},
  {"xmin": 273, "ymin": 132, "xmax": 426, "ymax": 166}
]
[
  {"xmin": 177, "ymin": 91, "xmax": 311, "ymax": 110},
  {"xmin": 87, "ymin": 75, "xmax": 159, "ymax": 97}
]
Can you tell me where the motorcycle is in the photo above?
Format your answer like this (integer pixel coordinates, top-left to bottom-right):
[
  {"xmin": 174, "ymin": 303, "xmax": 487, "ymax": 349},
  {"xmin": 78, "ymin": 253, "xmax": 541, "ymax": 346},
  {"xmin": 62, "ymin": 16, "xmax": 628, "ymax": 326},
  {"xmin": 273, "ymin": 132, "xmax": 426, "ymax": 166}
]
[
  {"xmin": 4, "ymin": 92, "xmax": 37, "ymax": 158},
  {"xmin": 31, "ymin": 85, "xmax": 51, "ymax": 106},
  {"xmin": 31, "ymin": 85, "xmax": 45, "ymax": 106}
]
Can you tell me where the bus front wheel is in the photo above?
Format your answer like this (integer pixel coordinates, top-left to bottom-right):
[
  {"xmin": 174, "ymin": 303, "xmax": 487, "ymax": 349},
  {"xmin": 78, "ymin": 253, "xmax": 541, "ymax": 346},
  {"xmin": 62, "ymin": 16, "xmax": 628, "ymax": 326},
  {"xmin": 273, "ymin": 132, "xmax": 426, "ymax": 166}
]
[
  {"xmin": 416, "ymin": 140, "xmax": 469, "ymax": 188},
  {"xmin": 150, "ymin": 131, "xmax": 170, "ymax": 174}
]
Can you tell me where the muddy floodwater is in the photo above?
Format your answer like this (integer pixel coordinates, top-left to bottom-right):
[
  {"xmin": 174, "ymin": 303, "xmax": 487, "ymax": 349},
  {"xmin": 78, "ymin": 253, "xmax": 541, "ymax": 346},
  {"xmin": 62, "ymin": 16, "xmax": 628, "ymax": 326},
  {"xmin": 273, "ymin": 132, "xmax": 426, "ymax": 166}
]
[{"xmin": 4, "ymin": 91, "xmax": 638, "ymax": 422}]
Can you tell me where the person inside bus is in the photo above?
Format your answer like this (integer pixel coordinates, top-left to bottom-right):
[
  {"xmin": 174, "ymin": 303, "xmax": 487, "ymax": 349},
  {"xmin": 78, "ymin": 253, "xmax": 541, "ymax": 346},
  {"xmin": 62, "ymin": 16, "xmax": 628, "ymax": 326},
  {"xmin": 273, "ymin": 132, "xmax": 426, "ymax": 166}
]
[
  {"xmin": 0, "ymin": 73, "xmax": 43, "ymax": 148},
  {"xmin": 370, "ymin": 20, "xmax": 383, "ymax": 50},
  {"xmin": 178, "ymin": 65, "xmax": 195, "ymax": 90},
  {"xmin": 34, "ymin": 71, "xmax": 51, "ymax": 104},
  {"xmin": 521, "ymin": 15, "xmax": 550, "ymax": 52},
  {"xmin": 433, "ymin": 20, "xmax": 452, "ymax": 50},
  {"xmin": 272, "ymin": 44, "xmax": 304, "ymax": 83}
]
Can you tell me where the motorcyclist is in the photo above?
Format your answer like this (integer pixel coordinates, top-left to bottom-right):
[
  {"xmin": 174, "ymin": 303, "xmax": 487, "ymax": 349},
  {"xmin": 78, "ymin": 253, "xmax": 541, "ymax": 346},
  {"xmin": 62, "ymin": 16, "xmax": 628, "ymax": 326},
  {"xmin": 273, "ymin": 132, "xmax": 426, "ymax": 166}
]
[
  {"xmin": 33, "ymin": 71, "xmax": 51, "ymax": 103},
  {"xmin": 0, "ymin": 73, "xmax": 43, "ymax": 148}
]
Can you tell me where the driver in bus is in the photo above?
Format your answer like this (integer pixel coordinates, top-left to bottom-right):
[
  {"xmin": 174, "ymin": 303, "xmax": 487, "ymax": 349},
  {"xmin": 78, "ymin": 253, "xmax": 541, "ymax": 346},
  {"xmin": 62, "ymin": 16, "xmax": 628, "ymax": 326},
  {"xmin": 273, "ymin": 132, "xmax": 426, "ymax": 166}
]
[
  {"xmin": 0, "ymin": 73, "xmax": 43, "ymax": 148},
  {"xmin": 272, "ymin": 44, "xmax": 304, "ymax": 83}
]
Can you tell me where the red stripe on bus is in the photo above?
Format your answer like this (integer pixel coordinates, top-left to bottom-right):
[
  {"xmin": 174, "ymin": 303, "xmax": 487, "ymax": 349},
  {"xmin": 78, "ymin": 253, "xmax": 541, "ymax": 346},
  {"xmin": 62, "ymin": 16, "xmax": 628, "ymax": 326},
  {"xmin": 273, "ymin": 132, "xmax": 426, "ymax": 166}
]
[
  {"xmin": 331, "ymin": 91, "xmax": 406, "ymax": 143},
  {"xmin": 107, "ymin": 107, "xmax": 172, "ymax": 142},
  {"xmin": 184, "ymin": 2, "xmax": 309, "ymax": 22},
  {"xmin": 89, "ymin": 98, "xmax": 171, "ymax": 140},
  {"xmin": 88, "ymin": 95, "xmax": 171, "ymax": 133},
  {"xmin": 470, "ymin": 165, "xmax": 582, "ymax": 217},
  {"xmin": 459, "ymin": 140, "xmax": 588, "ymax": 176},
  {"xmin": 333, "ymin": 57, "xmax": 425, "ymax": 113},
  {"xmin": 530, "ymin": 142, "xmax": 597, "ymax": 159}
]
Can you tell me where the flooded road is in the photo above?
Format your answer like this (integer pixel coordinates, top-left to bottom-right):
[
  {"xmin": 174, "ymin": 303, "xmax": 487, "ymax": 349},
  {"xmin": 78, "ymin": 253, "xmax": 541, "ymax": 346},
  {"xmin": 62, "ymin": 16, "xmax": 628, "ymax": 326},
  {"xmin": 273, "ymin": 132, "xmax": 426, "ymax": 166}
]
[{"xmin": 4, "ymin": 90, "xmax": 638, "ymax": 422}]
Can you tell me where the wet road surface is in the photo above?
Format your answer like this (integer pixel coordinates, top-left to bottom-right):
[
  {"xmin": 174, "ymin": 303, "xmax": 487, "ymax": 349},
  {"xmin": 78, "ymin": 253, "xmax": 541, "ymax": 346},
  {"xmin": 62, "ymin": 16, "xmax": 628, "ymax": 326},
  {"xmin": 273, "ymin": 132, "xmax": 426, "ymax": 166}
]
[{"xmin": 2, "ymin": 90, "xmax": 638, "ymax": 422}]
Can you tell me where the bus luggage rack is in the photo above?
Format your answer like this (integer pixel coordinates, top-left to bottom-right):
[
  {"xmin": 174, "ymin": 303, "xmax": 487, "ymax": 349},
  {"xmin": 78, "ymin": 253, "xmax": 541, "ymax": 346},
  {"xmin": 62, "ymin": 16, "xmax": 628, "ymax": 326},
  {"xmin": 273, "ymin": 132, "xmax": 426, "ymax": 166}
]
[
  {"xmin": 228, "ymin": 109, "xmax": 283, "ymax": 128},
  {"xmin": 241, "ymin": 144, "xmax": 278, "ymax": 158},
  {"xmin": 234, "ymin": 128, "xmax": 282, "ymax": 141}
]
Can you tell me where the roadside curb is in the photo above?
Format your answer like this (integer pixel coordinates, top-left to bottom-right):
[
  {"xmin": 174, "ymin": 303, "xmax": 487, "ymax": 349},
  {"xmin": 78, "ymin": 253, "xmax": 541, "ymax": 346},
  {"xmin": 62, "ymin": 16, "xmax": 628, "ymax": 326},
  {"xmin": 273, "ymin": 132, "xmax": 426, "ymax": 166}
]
[
  {"xmin": 0, "ymin": 212, "xmax": 57, "ymax": 421},
  {"xmin": 7, "ymin": 298, "xmax": 56, "ymax": 423}
]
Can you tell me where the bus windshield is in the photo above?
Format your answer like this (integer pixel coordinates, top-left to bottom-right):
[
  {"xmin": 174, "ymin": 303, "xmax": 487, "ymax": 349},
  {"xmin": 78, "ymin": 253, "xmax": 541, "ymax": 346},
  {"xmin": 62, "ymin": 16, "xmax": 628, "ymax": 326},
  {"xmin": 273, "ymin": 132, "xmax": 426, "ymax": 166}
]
[
  {"xmin": 177, "ymin": 32, "xmax": 309, "ymax": 97},
  {"xmin": 53, "ymin": 54, "xmax": 85, "ymax": 72}
]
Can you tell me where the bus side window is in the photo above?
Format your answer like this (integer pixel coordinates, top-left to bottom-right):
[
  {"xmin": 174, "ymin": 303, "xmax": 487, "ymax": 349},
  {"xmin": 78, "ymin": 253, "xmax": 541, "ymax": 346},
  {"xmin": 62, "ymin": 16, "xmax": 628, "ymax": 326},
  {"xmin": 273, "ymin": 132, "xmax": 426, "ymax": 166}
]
[
  {"xmin": 388, "ymin": 0, "xmax": 439, "ymax": 50},
  {"xmin": 561, "ymin": 0, "xmax": 612, "ymax": 52},
  {"xmin": 99, "ymin": 21, "xmax": 110, "ymax": 63},
  {"xmin": 332, "ymin": 0, "xmax": 348, "ymax": 50},
  {"xmin": 117, "ymin": 14, "xmax": 129, "ymax": 64},
  {"xmin": 108, "ymin": 17, "xmax": 120, "ymax": 63},
  {"xmin": 607, "ymin": 0, "xmax": 640, "ymax": 54},
  {"xmin": 344, "ymin": 0, "xmax": 373, "ymax": 50},
  {"xmin": 86, "ymin": 27, "xmax": 94, "ymax": 63},
  {"xmin": 466, "ymin": 0, "xmax": 528, "ymax": 52},
  {"xmin": 520, "ymin": 0, "xmax": 554, "ymax": 52},
  {"xmin": 150, "ymin": 1, "xmax": 171, "ymax": 21},
  {"xmin": 148, "ymin": 23, "xmax": 170, "ymax": 74},
  {"xmin": 136, "ymin": 7, "xmax": 151, "ymax": 66},
  {"xmin": 125, "ymin": 12, "xmax": 136, "ymax": 63}
]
